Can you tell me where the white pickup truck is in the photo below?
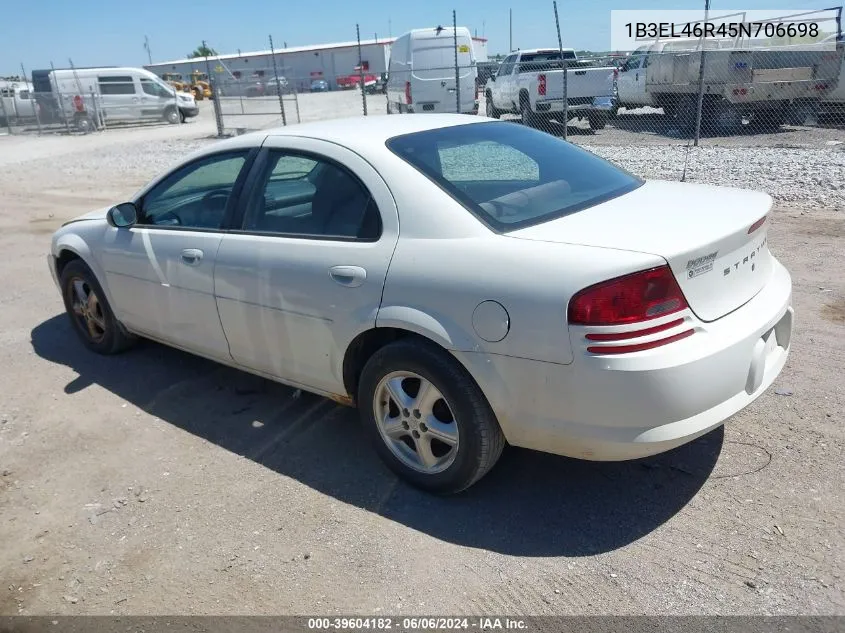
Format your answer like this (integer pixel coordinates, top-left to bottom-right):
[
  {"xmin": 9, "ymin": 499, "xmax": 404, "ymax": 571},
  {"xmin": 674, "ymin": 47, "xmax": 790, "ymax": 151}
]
[{"xmin": 484, "ymin": 48, "xmax": 616, "ymax": 129}]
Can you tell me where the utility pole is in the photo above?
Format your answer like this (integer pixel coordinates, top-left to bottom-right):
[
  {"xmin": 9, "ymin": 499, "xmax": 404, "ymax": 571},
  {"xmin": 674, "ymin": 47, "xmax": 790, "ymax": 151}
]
[{"xmin": 509, "ymin": 9, "xmax": 513, "ymax": 51}]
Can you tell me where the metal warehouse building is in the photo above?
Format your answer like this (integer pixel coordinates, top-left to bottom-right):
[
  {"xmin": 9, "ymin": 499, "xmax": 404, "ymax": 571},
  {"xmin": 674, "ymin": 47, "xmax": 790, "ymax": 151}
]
[{"xmin": 145, "ymin": 35, "xmax": 488, "ymax": 93}]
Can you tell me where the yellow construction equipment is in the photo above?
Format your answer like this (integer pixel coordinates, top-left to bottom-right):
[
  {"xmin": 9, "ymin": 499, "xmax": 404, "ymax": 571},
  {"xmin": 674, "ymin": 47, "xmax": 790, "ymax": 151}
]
[
  {"xmin": 188, "ymin": 71, "xmax": 213, "ymax": 100},
  {"xmin": 161, "ymin": 73, "xmax": 189, "ymax": 93}
]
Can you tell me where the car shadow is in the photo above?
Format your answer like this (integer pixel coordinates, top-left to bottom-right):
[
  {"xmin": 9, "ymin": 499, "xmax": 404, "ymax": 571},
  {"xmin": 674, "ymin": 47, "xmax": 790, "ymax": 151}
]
[{"xmin": 31, "ymin": 314, "xmax": 722, "ymax": 557}]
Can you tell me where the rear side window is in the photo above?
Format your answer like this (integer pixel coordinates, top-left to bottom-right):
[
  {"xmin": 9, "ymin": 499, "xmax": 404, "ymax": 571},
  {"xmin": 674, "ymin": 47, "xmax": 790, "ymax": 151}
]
[
  {"xmin": 386, "ymin": 121, "xmax": 643, "ymax": 232},
  {"xmin": 98, "ymin": 76, "xmax": 136, "ymax": 95}
]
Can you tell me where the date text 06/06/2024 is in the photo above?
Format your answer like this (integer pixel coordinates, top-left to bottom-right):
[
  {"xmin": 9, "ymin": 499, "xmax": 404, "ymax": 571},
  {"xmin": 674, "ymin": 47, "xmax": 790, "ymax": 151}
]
[
  {"xmin": 625, "ymin": 21, "xmax": 820, "ymax": 39},
  {"xmin": 307, "ymin": 617, "xmax": 529, "ymax": 630}
]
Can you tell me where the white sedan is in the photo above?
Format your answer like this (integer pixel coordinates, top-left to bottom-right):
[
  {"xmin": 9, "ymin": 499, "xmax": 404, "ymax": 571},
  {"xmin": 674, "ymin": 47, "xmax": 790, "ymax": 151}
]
[{"xmin": 48, "ymin": 114, "xmax": 794, "ymax": 493}]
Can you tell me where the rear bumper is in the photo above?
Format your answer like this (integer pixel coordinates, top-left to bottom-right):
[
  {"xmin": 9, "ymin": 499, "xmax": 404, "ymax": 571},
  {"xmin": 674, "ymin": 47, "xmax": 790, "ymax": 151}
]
[
  {"xmin": 456, "ymin": 258, "xmax": 793, "ymax": 461},
  {"xmin": 535, "ymin": 95, "xmax": 615, "ymax": 114}
]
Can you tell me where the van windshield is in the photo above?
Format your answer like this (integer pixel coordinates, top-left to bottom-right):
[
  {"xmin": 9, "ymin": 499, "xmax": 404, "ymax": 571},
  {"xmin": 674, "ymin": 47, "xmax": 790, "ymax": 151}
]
[
  {"xmin": 412, "ymin": 42, "xmax": 473, "ymax": 79},
  {"xmin": 386, "ymin": 121, "xmax": 643, "ymax": 232}
]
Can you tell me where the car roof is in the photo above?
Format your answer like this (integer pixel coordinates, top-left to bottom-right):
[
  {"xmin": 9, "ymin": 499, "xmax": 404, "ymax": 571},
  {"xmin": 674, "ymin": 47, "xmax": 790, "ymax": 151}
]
[{"xmin": 214, "ymin": 114, "xmax": 489, "ymax": 155}]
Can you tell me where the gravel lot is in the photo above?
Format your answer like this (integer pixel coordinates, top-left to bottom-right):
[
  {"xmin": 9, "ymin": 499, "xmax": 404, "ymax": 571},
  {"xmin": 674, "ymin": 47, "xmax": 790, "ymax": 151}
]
[{"xmin": 1, "ymin": 98, "xmax": 843, "ymax": 616}]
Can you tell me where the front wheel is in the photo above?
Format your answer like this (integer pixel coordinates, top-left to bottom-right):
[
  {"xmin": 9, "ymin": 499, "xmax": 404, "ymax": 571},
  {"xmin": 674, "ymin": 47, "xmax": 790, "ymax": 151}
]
[
  {"xmin": 587, "ymin": 113, "xmax": 607, "ymax": 130},
  {"xmin": 60, "ymin": 260, "xmax": 135, "ymax": 355},
  {"xmin": 358, "ymin": 339, "xmax": 505, "ymax": 494},
  {"xmin": 164, "ymin": 106, "xmax": 180, "ymax": 125}
]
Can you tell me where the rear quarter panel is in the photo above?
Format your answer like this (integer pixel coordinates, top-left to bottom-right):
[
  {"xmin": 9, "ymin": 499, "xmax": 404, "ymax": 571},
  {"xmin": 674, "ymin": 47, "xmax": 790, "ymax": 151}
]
[{"xmin": 379, "ymin": 233, "xmax": 662, "ymax": 366}]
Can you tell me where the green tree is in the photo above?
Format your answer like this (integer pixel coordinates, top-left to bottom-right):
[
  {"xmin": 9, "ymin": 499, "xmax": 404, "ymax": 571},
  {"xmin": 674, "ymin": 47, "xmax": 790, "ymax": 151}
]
[{"xmin": 187, "ymin": 44, "xmax": 218, "ymax": 58}]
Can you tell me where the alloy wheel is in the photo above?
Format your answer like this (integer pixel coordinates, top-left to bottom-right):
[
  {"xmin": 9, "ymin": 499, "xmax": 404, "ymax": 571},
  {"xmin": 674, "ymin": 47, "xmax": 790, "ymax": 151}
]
[{"xmin": 373, "ymin": 371, "xmax": 459, "ymax": 474}]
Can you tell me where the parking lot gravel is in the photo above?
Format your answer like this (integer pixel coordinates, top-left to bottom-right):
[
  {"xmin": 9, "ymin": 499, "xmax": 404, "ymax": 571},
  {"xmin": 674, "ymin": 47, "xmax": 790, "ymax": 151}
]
[{"xmin": 0, "ymin": 99, "xmax": 843, "ymax": 616}]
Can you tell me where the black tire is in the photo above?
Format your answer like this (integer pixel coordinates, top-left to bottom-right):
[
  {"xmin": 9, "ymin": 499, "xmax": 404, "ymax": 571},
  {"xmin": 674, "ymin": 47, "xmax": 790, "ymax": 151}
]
[
  {"xmin": 358, "ymin": 338, "xmax": 506, "ymax": 494},
  {"xmin": 60, "ymin": 259, "xmax": 135, "ymax": 355},
  {"xmin": 74, "ymin": 115, "xmax": 93, "ymax": 134},
  {"xmin": 485, "ymin": 91, "xmax": 501, "ymax": 119},
  {"xmin": 164, "ymin": 106, "xmax": 180, "ymax": 125},
  {"xmin": 675, "ymin": 95, "xmax": 697, "ymax": 135},
  {"xmin": 519, "ymin": 94, "xmax": 542, "ymax": 128},
  {"xmin": 587, "ymin": 113, "xmax": 607, "ymax": 130}
]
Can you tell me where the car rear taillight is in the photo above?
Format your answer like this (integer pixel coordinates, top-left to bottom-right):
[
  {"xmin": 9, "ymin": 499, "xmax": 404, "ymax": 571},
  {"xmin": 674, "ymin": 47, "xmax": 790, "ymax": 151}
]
[
  {"xmin": 405, "ymin": 81, "xmax": 412, "ymax": 104},
  {"xmin": 538, "ymin": 74, "xmax": 546, "ymax": 96},
  {"xmin": 569, "ymin": 266, "xmax": 693, "ymax": 355},
  {"xmin": 747, "ymin": 214, "xmax": 767, "ymax": 234},
  {"xmin": 569, "ymin": 265, "xmax": 689, "ymax": 326}
]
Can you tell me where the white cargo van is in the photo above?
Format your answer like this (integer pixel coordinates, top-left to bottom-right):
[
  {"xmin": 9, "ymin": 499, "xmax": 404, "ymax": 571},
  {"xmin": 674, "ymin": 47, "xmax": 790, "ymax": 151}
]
[
  {"xmin": 387, "ymin": 27, "xmax": 478, "ymax": 114},
  {"xmin": 47, "ymin": 67, "xmax": 197, "ymax": 129}
]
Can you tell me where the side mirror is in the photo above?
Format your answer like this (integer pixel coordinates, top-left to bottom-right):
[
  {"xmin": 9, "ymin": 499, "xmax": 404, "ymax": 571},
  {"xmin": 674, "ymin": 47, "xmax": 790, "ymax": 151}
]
[{"xmin": 107, "ymin": 202, "xmax": 138, "ymax": 228}]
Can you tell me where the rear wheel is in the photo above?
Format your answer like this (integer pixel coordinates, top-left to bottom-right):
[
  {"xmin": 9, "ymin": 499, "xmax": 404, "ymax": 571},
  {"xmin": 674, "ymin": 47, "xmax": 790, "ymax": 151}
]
[
  {"xmin": 520, "ymin": 95, "xmax": 542, "ymax": 128},
  {"xmin": 60, "ymin": 260, "xmax": 135, "ymax": 355},
  {"xmin": 675, "ymin": 95, "xmax": 697, "ymax": 135},
  {"xmin": 358, "ymin": 339, "xmax": 505, "ymax": 494},
  {"xmin": 485, "ymin": 91, "xmax": 501, "ymax": 118},
  {"xmin": 587, "ymin": 112, "xmax": 607, "ymax": 130}
]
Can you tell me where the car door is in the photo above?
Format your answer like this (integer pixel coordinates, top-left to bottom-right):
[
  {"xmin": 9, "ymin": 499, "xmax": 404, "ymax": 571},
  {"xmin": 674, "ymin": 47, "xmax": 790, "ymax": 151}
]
[
  {"xmin": 139, "ymin": 77, "xmax": 170, "ymax": 119},
  {"xmin": 615, "ymin": 55, "xmax": 640, "ymax": 105},
  {"xmin": 213, "ymin": 137, "xmax": 399, "ymax": 396},
  {"xmin": 99, "ymin": 149, "xmax": 255, "ymax": 361},
  {"xmin": 496, "ymin": 55, "xmax": 516, "ymax": 109}
]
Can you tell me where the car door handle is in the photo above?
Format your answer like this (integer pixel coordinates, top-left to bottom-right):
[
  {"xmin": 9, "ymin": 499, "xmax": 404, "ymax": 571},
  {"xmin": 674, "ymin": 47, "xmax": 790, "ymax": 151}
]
[
  {"xmin": 180, "ymin": 248, "xmax": 203, "ymax": 265},
  {"xmin": 329, "ymin": 265, "xmax": 366, "ymax": 287}
]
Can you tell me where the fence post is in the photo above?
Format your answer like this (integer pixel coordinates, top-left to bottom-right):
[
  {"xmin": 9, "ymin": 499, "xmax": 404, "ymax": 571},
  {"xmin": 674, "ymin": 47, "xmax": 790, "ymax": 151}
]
[
  {"xmin": 203, "ymin": 41, "xmax": 225, "ymax": 136},
  {"xmin": 553, "ymin": 1, "xmax": 567, "ymax": 140},
  {"xmin": 0, "ymin": 92, "xmax": 13, "ymax": 135},
  {"xmin": 50, "ymin": 61, "xmax": 71, "ymax": 134},
  {"xmin": 21, "ymin": 62, "xmax": 42, "ymax": 135},
  {"xmin": 357, "ymin": 24, "xmax": 368, "ymax": 115},
  {"xmin": 269, "ymin": 34, "xmax": 288, "ymax": 126},
  {"xmin": 693, "ymin": 0, "xmax": 711, "ymax": 146},
  {"xmin": 453, "ymin": 11, "xmax": 461, "ymax": 114}
]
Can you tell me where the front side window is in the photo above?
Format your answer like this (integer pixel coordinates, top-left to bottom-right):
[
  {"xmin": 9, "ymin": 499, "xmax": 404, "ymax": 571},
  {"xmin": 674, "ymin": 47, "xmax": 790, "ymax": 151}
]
[
  {"xmin": 243, "ymin": 150, "xmax": 381, "ymax": 240},
  {"xmin": 140, "ymin": 78, "xmax": 172, "ymax": 97},
  {"xmin": 139, "ymin": 152, "xmax": 248, "ymax": 229},
  {"xmin": 386, "ymin": 121, "xmax": 642, "ymax": 232}
]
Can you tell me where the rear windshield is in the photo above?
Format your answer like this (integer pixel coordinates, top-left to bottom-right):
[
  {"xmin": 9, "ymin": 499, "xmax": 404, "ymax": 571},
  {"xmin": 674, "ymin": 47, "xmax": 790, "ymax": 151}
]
[
  {"xmin": 518, "ymin": 51, "xmax": 577, "ymax": 73},
  {"xmin": 386, "ymin": 121, "xmax": 642, "ymax": 232}
]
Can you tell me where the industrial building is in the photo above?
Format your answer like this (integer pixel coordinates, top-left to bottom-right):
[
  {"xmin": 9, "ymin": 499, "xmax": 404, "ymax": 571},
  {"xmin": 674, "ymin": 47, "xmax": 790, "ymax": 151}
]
[{"xmin": 144, "ymin": 35, "xmax": 489, "ymax": 93}]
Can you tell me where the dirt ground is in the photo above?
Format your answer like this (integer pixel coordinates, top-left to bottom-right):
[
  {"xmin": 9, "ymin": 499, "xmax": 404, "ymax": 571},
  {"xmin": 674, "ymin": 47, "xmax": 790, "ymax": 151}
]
[{"xmin": 0, "ymin": 103, "xmax": 843, "ymax": 616}]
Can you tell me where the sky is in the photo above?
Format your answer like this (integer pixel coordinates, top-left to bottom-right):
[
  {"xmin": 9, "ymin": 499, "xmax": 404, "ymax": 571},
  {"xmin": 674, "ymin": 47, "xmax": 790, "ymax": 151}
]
[{"xmin": 1, "ymin": 0, "xmax": 839, "ymax": 75}]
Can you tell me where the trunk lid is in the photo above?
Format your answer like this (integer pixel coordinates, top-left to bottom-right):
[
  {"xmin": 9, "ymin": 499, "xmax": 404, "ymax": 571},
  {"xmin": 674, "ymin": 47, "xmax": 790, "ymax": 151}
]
[{"xmin": 508, "ymin": 180, "xmax": 773, "ymax": 322}]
